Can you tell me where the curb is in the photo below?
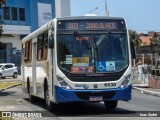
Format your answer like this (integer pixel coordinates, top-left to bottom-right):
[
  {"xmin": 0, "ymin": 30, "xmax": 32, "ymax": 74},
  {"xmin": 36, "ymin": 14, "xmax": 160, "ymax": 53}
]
[
  {"xmin": 0, "ymin": 83, "xmax": 22, "ymax": 92},
  {"xmin": 0, "ymin": 79, "xmax": 21, "ymax": 82},
  {"xmin": 133, "ymin": 87, "xmax": 160, "ymax": 97},
  {"xmin": 132, "ymin": 84, "xmax": 149, "ymax": 88}
]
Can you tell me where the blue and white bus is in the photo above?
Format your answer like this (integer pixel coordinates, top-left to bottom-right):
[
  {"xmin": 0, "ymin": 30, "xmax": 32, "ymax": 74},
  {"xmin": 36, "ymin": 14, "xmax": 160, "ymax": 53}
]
[{"xmin": 21, "ymin": 16, "xmax": 135, "ymax": 111}]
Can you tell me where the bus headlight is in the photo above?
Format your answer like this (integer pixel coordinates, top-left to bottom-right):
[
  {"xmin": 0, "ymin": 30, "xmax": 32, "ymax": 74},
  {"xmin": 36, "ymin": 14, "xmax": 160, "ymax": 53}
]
[
  {"xmin": 119, "ymin": 74, "xmax": 131, "ymax": 88},
  {"xmin": 57, "ymin": 76, "xmax": 72, "ymax": 89}
]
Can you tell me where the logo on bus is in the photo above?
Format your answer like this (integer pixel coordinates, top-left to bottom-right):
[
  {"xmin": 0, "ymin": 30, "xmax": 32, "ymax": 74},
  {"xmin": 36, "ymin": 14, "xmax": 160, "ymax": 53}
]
[
  {"xmin": 75, "ymin": 84, "xmax": 89, "ymax": 89},
  {"xmin": 93, "ymin": 84, "xmax": 98, "ymax": 89}
]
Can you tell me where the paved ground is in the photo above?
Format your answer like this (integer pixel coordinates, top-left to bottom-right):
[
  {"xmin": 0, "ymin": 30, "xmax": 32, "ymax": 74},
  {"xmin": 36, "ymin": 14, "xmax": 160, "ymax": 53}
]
[
  {"xmin": 0, "ymin": 73, "xmax": 160, "ymax": 120},
  {"xmin": 0, "ymin": 86, "xmax": 160, "ymax": 120}
]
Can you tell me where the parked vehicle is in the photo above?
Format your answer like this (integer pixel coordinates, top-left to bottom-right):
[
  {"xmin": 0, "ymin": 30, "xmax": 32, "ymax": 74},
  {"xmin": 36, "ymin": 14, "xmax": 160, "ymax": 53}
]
[{"xmin": 0, "ymin": 63, "xmax": 18, "ymax": 79}]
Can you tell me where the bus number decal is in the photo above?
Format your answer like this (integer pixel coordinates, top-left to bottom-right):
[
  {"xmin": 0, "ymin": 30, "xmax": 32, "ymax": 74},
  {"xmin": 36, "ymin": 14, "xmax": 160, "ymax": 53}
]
[
  {"xmin": 72, "ymin": 57, "xmax": 89, "ymax": 66},
  {"xmin": 68, "ymin": 23, "xmax": 78, "ymax": 30},
  {"xmin": 104, "ymin": 83, "xmax": 116, "ymax": 87}
]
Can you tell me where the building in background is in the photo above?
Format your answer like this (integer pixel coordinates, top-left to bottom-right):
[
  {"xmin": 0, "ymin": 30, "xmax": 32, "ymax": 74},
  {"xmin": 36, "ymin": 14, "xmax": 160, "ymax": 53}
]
[
  {"xmin": 136, "ymin": 32, "xmax": 160, "ymax": 66},
  {"xmin": 0, "ymin": 0, "xmax": 71, "ymax": 65},
  {"xmin": 55, "ymin": 0, "xmax": 70, "ymax": 18}
]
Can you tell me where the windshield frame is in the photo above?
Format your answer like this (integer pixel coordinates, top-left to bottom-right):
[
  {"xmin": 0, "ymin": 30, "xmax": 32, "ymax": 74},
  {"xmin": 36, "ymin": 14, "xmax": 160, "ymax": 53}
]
[{"xmin": 57, "ymin": 30, "xmax": 129, "ymax": 75}]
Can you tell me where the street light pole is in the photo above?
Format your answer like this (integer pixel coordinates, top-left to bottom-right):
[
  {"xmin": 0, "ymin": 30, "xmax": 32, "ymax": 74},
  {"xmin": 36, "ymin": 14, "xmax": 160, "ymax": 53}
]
[
  {"xmin": 0, "ymin": 0, "xmax": 5, "ymax": 37},
  {"xmin": 89, "ymin": 7, "xmax": 98, "ymax": 14}
]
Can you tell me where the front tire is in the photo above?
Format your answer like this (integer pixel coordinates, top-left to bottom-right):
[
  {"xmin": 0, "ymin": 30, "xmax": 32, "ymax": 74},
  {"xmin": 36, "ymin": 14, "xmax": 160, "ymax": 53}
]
[
  {"xmin": 13, "ymin": 72, "xmax": 18, "ymax": 78},
  {"xmin": 27, "ymin": 79, "xmax": 35, "ymax": 103},
  {"xmin": 104, "ymin": 100, "xmax": 118, "ymax": 110}
]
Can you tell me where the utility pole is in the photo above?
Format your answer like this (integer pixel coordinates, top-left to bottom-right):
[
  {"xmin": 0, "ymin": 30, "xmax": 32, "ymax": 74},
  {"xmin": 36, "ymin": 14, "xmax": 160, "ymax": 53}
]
[
  {"xmin": 105, "ymin": 0, "xmax": 109, "ymax": 16},
  {"xmin": 0, "ymin": 0, "xmax": 5, "ymax": 38}
]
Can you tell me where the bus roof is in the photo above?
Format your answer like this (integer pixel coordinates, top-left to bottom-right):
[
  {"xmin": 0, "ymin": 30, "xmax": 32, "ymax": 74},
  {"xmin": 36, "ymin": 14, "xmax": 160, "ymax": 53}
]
[
  {"xmin": 22, "ymin": 16, "xmax": 125, "ymax": 43},
  {"xmin": 57, "ymin": 16, "xmax": 125, "ymax": 21},
  {"xmin": 22, "ymin": 19, "xmax": 55, "ymax": 43}
]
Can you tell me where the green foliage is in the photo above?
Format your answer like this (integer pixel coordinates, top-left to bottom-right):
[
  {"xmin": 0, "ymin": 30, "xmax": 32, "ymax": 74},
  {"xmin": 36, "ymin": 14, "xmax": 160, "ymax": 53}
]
[
  {"xmin": 0, "ymin": 0, "xmax": 6, "ymax": 4},
  {"xmin": 150, "ymin": 37, "xmax": 160, "ymax": 46},
  {"xmin": 129, "ymin": 30, "xmax": 142, "ymax": 48},
  {"xmin": 0, "ymin": 0, "xmax": 5, "ymax": 9},
  {"xmin": 150, "ymin": 32, "xmax": 160, "ymax": 54}
]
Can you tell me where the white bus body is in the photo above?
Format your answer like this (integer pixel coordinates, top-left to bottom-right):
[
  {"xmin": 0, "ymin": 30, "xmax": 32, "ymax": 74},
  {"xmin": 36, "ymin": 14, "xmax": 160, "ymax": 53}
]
[{"xmin": 21, "ymin": 16, "xmax": 134, "ymax": 111}]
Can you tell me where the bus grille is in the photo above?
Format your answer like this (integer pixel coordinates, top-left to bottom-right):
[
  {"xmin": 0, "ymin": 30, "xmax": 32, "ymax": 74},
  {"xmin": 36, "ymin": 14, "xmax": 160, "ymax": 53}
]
[{"xmin": 66, "ymin": 75, "xmax": 122, "ymax": 82}]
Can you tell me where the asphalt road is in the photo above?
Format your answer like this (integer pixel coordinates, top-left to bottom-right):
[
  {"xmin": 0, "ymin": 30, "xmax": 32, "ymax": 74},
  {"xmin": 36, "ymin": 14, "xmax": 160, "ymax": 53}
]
[{"xmin": 0, "ymin": 86, "xmax": 160, "ymax": 120}]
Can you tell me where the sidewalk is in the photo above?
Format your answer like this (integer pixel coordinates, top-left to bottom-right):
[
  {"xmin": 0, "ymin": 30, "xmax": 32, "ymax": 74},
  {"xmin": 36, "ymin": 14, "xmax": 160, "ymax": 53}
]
[
  {"xmin": 132, "ymin": 73, "xmax": 160, "ymax": 97},
  {"xmin": 0, "ymin": 75, "xmax": 21, "ymax": 82},
  {"xmin": 0, "ymin": 75, "xmax": 22, "ymax": 92}
]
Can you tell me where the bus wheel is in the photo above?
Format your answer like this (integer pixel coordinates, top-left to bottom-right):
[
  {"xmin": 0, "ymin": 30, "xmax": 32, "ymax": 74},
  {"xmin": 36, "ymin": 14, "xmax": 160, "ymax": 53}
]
[
  {"xmin": 44, "ymin": 84, "xmax": 52, "ymax": 111},
  {"xmin": 13, "ymin": 72, "xmax": 18, "ymax": 78},
  {"xmin": 27, "ymin": 79, "xmax": 35, "ymax": 103},
  {"xmin": 104, "ymin": 100, "xmax": 118, "ymax": 110}
]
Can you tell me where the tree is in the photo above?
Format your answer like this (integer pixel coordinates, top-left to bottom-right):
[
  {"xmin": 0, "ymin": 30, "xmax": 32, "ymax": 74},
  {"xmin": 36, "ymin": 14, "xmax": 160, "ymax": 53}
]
[
  {"xmin": 150, "ymin": 32, "xmax": 160, "ymax": 54},
  {"xmin": 129, "ymin": 30, "xmax": 142, "ymax": 48},
  {"xmin": 0, "ymin": 0, "xmax": 5, "ymax": 7},
  {"xmin": 129, "ymin": 30, "xmax": 141, "ymax": 68}
]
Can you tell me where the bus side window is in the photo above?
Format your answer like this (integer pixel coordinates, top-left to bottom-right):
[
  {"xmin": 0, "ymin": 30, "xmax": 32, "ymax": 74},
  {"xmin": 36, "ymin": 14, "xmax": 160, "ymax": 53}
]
[
  {"xmin": 37, "ymin": 31, "xmax": 48, "ymax": 60},
  {"xmin": 24, "ymin": 40, "xmax": 32, "ymax": 62},
  {"xmin": 43, "ymin": 32, "xmax": 48, "ymax": 59}
]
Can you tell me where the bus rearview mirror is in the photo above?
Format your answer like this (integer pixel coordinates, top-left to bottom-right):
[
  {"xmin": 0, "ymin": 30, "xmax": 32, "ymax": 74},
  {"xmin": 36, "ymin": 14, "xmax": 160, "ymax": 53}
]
[
  {"xmin": 130, "ymin": 41, "xmax": 136, "ymax": 59},
  {"xmin": 48, "ymin": 36, "xmax": 54, "ymax": 49}
]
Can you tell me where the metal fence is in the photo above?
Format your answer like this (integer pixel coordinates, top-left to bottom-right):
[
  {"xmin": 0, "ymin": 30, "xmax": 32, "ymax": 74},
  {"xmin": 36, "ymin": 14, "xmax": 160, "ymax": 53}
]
[
  {"xmin": 135, "ymin": 53, "xmax": 160, "ymax": 66},
  {"xmin": 0, "ymin": 50, "xmax": 21, "ymax": 67}
]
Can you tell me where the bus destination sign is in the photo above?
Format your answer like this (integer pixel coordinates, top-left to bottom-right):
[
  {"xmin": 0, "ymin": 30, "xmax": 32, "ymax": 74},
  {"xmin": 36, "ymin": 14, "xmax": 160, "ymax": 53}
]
[
  {"xmin": 58, "ymin": 19, "xmax": 126, "ymax": 30},
  {"xmin": 65, "ymin": 21, "xmax": 118, "ymax": 30}
]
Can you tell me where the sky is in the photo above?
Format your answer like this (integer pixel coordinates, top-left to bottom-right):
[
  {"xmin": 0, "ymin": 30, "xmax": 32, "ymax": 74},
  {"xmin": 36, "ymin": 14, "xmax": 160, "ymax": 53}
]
[{"xmin": 70, "ymin": 0, "xmax": 160, "ymax": 33}]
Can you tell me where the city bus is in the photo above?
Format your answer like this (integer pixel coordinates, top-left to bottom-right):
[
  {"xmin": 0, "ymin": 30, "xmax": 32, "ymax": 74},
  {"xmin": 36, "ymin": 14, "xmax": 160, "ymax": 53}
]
[{"xmin": 21, "ymin": 16, "xmax": 135, "ymax": 111}]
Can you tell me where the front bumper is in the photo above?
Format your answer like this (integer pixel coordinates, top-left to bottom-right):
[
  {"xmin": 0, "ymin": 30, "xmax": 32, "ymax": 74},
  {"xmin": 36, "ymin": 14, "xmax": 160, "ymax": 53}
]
[{"xmin": 54, "ymin": 85, "xmax": 132, "ymax": 103}]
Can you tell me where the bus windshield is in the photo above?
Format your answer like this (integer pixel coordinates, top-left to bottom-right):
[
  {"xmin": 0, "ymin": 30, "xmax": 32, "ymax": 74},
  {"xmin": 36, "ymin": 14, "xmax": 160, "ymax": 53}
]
[{"xmin": 57, "ymin": 32, "xmax": 129, "ymax": 74}]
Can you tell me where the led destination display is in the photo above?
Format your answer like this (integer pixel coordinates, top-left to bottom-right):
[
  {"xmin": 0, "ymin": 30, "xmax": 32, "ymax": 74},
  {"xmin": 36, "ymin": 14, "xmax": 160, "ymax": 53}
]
[{"xmin": 58, "ymin": 19, "xmax": 125, "ymax": 30}]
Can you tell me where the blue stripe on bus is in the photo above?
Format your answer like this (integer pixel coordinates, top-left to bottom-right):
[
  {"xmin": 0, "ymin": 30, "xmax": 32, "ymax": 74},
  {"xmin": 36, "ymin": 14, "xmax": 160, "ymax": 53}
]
[{"xmin": 54, "ymin": 85, "xmax": 132, "ymax": 103}]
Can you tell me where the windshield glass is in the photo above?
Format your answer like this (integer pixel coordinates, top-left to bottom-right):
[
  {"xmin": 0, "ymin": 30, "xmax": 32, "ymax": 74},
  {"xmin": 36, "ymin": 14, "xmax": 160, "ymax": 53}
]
[{"xmin": 57, "ymin": 33, "xmax": 129, "ymax": 74}]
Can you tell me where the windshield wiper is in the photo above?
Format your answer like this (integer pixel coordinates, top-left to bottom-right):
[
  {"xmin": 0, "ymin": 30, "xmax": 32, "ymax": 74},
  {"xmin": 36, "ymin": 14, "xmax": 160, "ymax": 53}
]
[
  {"xmin": 96, "ymin": 31, "xmax": 111, "ymax": 49},
  {"xmin": 94, "ymin": 32, "xmax": 111, "ymax": 61},
  {"xmin": 94, "ymin": 33, "xmax": 109, "ymax": 61},
  {"xmin": 94, "ymin": 37, "xmax": 100, "ymax": 61}
]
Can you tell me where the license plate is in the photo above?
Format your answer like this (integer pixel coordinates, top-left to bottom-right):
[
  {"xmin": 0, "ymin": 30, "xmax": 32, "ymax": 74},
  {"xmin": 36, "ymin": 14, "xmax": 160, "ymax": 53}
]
[{"xmin": 89, "ymin": 96, "xmax": 103, "ymax": 101}]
